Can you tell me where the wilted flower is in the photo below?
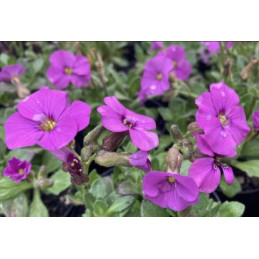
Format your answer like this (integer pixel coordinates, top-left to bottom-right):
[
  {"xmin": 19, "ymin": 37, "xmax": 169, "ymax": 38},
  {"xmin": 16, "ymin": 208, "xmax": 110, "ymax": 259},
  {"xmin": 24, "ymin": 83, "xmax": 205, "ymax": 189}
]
[
  {"xmin": 253, "ymin": 110, "xmax": 259, "ymax": 132},
  {"xmin": 139, "ymin": 55, "xmax": 173, "ymax": 103},
  {"xmin": 195, "ymin": 82, "xmax": 250, "ymax": 156},
  {"xmin": 97, "ymin": 96, "xmax": 159, "ymax": 151},
  {"xmin": 47, "ymin": 50, "xmax": 91, "ymax": 88},
  {"xmin": 3, "ymin": 157, "xmax": 31, "ymax": 183},
  {"xmin": 142, "ymin": 171, "xmax": 199, "ymax": 211},
  {"xmin": 159, "ymin": 45, "xmax": 192, "ymax": 81},
  {"xmin": 150, "ymin": 41, "xmax": 163, "ymax": 50},
  {"xmin": 129, "ymin": 150, "xmax": 151, "ymax": 172},
  {"xmin": 5, "ymin": 87, "xmax": 91, "ymax": 150},
  {"xmin": 188, "ymin": 133, "xmax": 234, "ymax": 193},
  {"xmin": 52, "ymin": 148, "xmax": 89, "ymax": 185},
  {"xmin": 0, "ymin": 63, "xmax": 26, "ymax": 83}
]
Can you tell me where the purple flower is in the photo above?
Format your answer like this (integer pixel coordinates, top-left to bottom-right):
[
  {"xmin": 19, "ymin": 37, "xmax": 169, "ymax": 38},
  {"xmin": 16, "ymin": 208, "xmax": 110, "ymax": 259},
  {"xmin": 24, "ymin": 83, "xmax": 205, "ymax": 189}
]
[
  {"xmin": 159, "ymin": 45, "xmax": 192, "ymax": 81},
  {"xmin": 52, "ymin": 148, "xmax": 88, "ymax": 185},
  {"xmin": 201, "ymin": 41, "xmax": 233, "ymax": 54},
  {"xmin": 253, "ymin": 110, "xmax": 259, "ymax": 132},
  {"xmin": 3, "ymin": 157, "xmax": 31, "ymax": 183},
  {"xmin": 188, "ymin": 133, "xmax": 234, "ymax": 193},
  {"xmin": 0, "ymin": 63, "xmax": 26, "ymax": 83},
  {"xmin": 47, "ymin": 50, "xmax": 91, "ymax": 89},
  {"xmin": 139, "ymin": 54, "xmax": 173, "ymax": 103},
  {"xmin": 196, "ymin": 82, "xmax": 250, "ymax": 156},
  {"xmin": 129, "ymin": 150, "xmax": 151, "ymax": 172},
  {"xmin": 150, "ymin": 41, "xmax": 164, "ymax": 50},
  {"xmin": 97, "ymin": 96, "xmax": 159, "ymax": 151},
  {"xmin": 5, "ymin": 87, "xmax": 91, "ymax": 151},
  {"xmin": 142, "ymin": 171, "xmax": 199, "ymax": 211}
]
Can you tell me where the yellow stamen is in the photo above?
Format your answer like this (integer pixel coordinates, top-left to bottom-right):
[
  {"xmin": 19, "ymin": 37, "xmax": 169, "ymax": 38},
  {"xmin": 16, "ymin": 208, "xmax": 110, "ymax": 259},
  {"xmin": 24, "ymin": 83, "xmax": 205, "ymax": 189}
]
[
  {"xmin": 18, "ymin": 169, "xmax": 24, "ymax": 175},
  {"xmin": 218, "ymin": 113, "xmax": 229, "ymax": 126},
  {"xmin": 156, "ymin": 73, "xmax": 162, "ymax": 80},
  {"xmin": 71, "ymin": 162, "xmax": 75, "ymax": 167},
  {"xmin": 168, "ymin": 177, "xmax": 176, "ymax": 183},
  {"xmin": 40, "ymin": 119, "xmax": 56, "ymax": 132},
  {"xmin": 64, "ymin": 67, "xmax": 73, "ymax": 75},
  {"xmin": 123, "ymin": 119, "xmax": 133, "ymax": 128}
]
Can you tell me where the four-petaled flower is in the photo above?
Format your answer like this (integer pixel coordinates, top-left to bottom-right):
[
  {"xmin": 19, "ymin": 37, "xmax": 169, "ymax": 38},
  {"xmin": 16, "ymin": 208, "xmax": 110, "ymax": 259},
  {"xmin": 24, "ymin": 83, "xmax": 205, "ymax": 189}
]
[
  {"xmin": 5, "ymin": 87, "xmax": 91, "ymax": 150},
  {"xmin": 142, "ymin": 171, "xmax": 199, "ymax": 211},
  {"xmin": 3, "ymin": 157, "xmax": 31, "ymax": 183},
  {"xmin": 97, "ymin": 96, "xmax": 159, "ymax": 151},
  {"xmin": 47, "ymin": 50, "xmax": 91, "ymax": 88},
  {"xmin": 139, "ymin": 54, "xmax": 173, "ymax": 103},
  {"xmin": 195, "ymin": 82, "xmax": 250, "ymax": 156},
  {"xmin": 0, "ymin": 63, "xmax": 26, "ymax": 83},
  {"xmin": 188, "ymin": 133, "xmax": 234, "ymax": 193}
]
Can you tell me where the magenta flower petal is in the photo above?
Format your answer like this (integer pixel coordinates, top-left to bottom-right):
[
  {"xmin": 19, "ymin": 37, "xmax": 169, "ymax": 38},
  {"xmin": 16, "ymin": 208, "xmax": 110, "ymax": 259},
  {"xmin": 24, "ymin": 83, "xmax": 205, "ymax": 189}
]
[
  {"xmin": 253, "ymin": 110, "xmax": 259, "ymax": 131},
  {"xmin": 129, "ymin": 128, "xmax": 159, "ymax": 151},
  {"xmin": 60, "ymin": 100, "xmax": 91, "ymax": 131},
  {"xmin": 18, "ymin": 87, "xmax": 69, "ymax": 121},
  {"xmin": 174, "ymin": 59, "xmax": 192, "ymax": 81},
  {"xmin": 37, "ymin": 118, "xmax": 78, "ymax": 150},
  {"xmin": 221, "ymin": 164, "xmax": 234, "ymax": 185},
  {"xmin": 73, "ymin": 56, "xmax": 91, "ymax": 76},
  {"xmin": 129, "ymin": 150, "xmax": 151, "ymax": 172},
  {"xmin": 0, "ymin": 63, "xmax": 26, "ymax": 83},
  {"xmin": 164, "ymin": 45, "xmax": 186, "ymax": 63},
  {"xmin": 143, "ymin": 171, "xmax": 199, "ymax": 211},
  {"xmin": 98, "ymin": 96, "xmax": 158, "ymax": 151},
  {"xmin": 194, "ymin": 132, "xmax": 214, "ymax": 157},
  {"xmin": 188, "ymin": 157, "xmax": 221, "ymax": 193},
  {"xmin": 5, "ymin": 113, "xmax": 43, "ymax": 149},
  {"xmin": 47, "ymin": 66, "xmax": 71, "ymax": 88},
  {"xmin": 203, "ymin": 41, "xmax": 220, "ymax": 54},
  {"xmin": 150, "ymin": 41, "xmax": 163, "ymax": 50},
  {"xmin": 49, "ymin": 50, "xmax": 75, "ymax": 68},
  {"xmin": 3, "ymin": 157, "xmax": 31, "ymax": 183},
  {"xmin": 70, "ymin": 75, "xmax": 91, "ymax": 88},
  {"xmin": 226, "ymin": 41, "xmax": 233, "ymax": 49}
]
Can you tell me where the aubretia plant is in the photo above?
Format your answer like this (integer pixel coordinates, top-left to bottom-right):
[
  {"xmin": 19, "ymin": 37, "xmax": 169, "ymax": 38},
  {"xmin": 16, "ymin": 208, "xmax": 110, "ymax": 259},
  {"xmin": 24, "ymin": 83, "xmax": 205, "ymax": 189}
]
[{"xmin": 0, "ymin": 41, "xmax": 259, "ymax": 217}]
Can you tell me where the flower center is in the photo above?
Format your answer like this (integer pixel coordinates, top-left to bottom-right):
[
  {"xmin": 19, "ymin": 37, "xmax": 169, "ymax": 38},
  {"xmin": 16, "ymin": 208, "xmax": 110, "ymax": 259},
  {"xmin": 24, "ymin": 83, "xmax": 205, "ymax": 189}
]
[
  {"xmin": 64, "ymin": 67, "xmax": 73, "ymax": 75},
  {"xmin": 18, "ymin": 169, "xmax": 24, "ymax": 175},
  {"xmin": 173, "ymin": 61, "xmax": 178, "ymax": 69},
  {"xmin": 168, "ymin": 177, "xmax": 176, "ymax": 183},
  {"xmin": 156, "ymin": 73, "xmax": 162, "ymax": 80},
  {"xmin": 218, "ymin": 112, "xmax": 229, "ymax": 126},
  {"xmin": 40, "ymin": 119, "xmax": 56, "ymax": 132},
  {"xmin": 123, "ymin": 118, "xmax": 133, "ymax": 128}
]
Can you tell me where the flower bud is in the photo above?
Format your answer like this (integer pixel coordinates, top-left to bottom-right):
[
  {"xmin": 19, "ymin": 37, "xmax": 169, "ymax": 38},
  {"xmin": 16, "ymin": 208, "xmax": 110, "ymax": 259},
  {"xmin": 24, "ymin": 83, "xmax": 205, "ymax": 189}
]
[
  {"xmin": 83, "ymin": 125, "xmax": 105, "ymax": 146},
  {"xmin": 81, "ymin": 145, "xmax": 98, "ymax": 162},
  {"xmin": 223, "ymin": 58, "xmax": 232, "ymax": 77},
  {"xmin": 166, "ymin": 147, "xmax": 183, "ymax": 173},
  {"xmin": 95, "ymin": 151, "xmax": 130, "ymax": 167},
  {"xmin": 187, "ymin": 122, "xmax": 203, "ymax": 134},
  {"xmin": 170, "ymin": 124, "xmax": 183, "ymax": 142},
  {"xmin": 102, "ymin": 132, "xmax": 128, "ymax": 152}
]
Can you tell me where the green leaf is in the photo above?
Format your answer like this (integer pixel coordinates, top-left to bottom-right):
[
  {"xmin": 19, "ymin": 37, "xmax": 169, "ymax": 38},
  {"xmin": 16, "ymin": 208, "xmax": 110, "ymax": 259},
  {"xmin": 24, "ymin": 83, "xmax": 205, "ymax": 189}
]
[
  {"xmin": 180, "ymin": 160, "xmax": 192, "ymax": 176},
  {"xmin": 231, "ymin": 160, "xmax": 259, "ymax": 177},
  {"xmin": 220, "ymin": 177, "xmax": 241, "ymax": 198},
  {"xmin": 1, "ymin": 193, "xmax": 28, "ymax": 217},
  {"xmin": 141, "ymin": 200, "xmax": 169, "ymax": 217},
  {"xmin": 47, "ymin": 170, "xmax": 71, "ymax": 195},
  {"xmin": 106, "ymin": 196, "xmax": 135, "ymax": 217},
  {"xmin": 29, "ymin": 189, "xmax": 48, "ymax": 217},
  {"xmin": 6, "ymin": 148, "xmax": 35, "ymax": 161},
  {"xmin": 89, "ymin": 176, "xmax": 114, "ymax": 199},
  {"xmin": 117, "ymin": 179, "xmax": 140, "ymax": 195},
  {"xmin": 32, "ymin": 59, "xmax": 44, "ymax": 74},
  {"xmin": 217, "ymin": 201, "xmax": 245, "ymax": 217},
  {"xmin": 84, "ymin": 192, "xmax": 95, "ymax": 211},
  {"xmin": 158, "ymin": 107, "xmax": 174, "ymax": 121},
  {"xmin": 93, "ymin": 199, "xmax": 108, "ymax": 217},
  {"xmin": 0, "ymin": 178, "xmax": 32, "ymax": 201},
  {"xmin": 240, "ymin": 139, "xmax": 259, "ymax": 159}
]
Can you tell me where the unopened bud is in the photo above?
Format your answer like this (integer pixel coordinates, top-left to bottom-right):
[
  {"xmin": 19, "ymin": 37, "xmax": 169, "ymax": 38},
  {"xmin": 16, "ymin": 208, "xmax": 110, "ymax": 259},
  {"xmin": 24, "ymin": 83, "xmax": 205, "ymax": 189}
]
[
  {"xmin": 102, "ymin": 132, "xmax": 128, "ymax": 152},
  {"xmin": 170, "ymin": 125, "xmax": 183, "ymax": 142},
  {"xmin": 166, "ymin": 147, "xmax": 183, "ymax": 173},
  {"xmin": 83, "ymin": 125, "xmax": 105, "ymax": 146},
  {"xmin": 187, "ymin": 122, "xmax": 203, "ymax": 134},
  {"xmin": 240, "ymin": 59, "xmax": 259, "ymax": 80},
  {"xmin": 95, "ymin": 151, "xmax": 130, "ymax": 167},
  {"xmin": 223, "ymin": 58, "xmax": 232, "ymax": 77},
  {"xmin": 169, "ymin": 72, "xmax": 177, "ymax": 83},
  {"xmin": 81, "ymin": 145, "xmax": 99, "ymax": 162}
]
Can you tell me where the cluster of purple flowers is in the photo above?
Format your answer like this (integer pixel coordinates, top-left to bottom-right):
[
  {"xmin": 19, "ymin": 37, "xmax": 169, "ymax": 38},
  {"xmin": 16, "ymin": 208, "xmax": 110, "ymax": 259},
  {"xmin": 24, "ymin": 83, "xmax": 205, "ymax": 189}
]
[
  {"xmin": 188, "ymin": 82, "xmax": 250, "ymax": 193},
  {"xmin": 139, "ymin": 43, "xmax": 192, "ymax": 103}
]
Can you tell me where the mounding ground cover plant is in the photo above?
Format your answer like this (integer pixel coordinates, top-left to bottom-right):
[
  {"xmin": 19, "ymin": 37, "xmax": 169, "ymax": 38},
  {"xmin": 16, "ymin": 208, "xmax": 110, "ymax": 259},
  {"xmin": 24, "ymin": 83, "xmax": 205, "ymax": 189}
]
[{"xmin": 0, "ymin": 41, "xmax": 259, "ymax": 217}]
